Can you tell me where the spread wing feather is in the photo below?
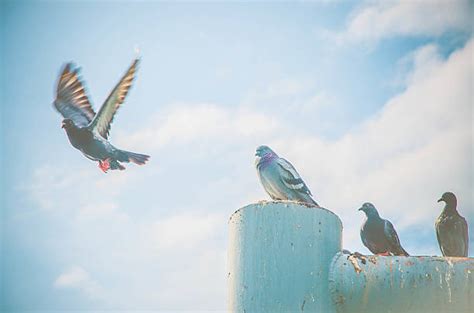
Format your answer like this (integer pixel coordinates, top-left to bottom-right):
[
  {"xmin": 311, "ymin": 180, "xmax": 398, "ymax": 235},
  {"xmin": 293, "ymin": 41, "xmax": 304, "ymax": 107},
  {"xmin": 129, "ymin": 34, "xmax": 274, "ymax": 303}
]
[
  {"xmin": 88, "ymin": 58, "xmax": 139, "ymax": 139},
  {"xmin": 54, "ymin": 63, "xmax": 96, "ymax": 127}
]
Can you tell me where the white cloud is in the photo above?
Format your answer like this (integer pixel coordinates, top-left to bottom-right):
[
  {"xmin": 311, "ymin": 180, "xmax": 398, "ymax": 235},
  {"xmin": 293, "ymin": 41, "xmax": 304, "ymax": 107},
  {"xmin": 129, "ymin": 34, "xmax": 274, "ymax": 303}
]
[
  {"xmin": 25, "ymin": 165, "xmax": 91, "ymax": 210},
  {"xmin": 339, "ymin": 0, "xmax": 471, "ymax": 44},
  {"xmin": 54, "ymin": 266, "xmax": 105, "ymax": 301},
  {"xmin": 145, "ymin": 212, "xmax": 224, "ymax": 250},
  {"xmin": 241, "ymin": 78, "xmax": 332, "ymax": 115},
  {"xmin": 24, "ymin": 159, "xmax": 144, "ymax": 219},
  {"xmin": 77, "ymin": 202, "xmax": 129, "ymax": 222},
  {"xmin": 391, "ymin": 43, "xmax": 443, "ymax": 88},
  {"xmin": 133, "ymin": 213, "xmax": 228, "ymax": 309},
  {"xmin": 54, "ymin": 266, "xmax": 90, "ymax": 287},
  {"xmin": 117, "ymin": 104, "xmax": 281, "ymax": 152}
]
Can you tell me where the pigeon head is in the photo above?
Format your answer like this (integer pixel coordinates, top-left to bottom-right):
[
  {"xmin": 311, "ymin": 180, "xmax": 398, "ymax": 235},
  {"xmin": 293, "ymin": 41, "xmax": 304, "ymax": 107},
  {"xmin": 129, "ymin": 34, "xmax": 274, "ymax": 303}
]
[
  {"xmin": 61, "ymin": 118, "xmax": 75, "ymax": 130},
  {"xmin": 358, "ymin": 202, "xmax": 380, "ymax": 218},
  {"xmin": 255, "ymin": 145, "xmax": 276, "ymax": 158},
  {"xmin": 438, "ymin": 192, "xmax": 457, "ymax": 208}
]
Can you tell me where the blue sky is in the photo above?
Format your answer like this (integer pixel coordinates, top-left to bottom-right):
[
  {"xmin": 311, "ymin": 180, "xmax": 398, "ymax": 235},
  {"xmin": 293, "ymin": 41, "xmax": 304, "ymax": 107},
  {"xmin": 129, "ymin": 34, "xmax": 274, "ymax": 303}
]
[{"xmin": 1, "ymin": 0, "xmax": 473, "ymax": 311}]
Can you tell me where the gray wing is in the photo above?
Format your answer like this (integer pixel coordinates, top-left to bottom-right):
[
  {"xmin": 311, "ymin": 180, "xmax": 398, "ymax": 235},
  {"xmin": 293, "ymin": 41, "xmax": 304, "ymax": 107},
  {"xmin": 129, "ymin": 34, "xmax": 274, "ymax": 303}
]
[
  {"xmin": 360, "ymin": 221, "xmax": 384, "ymax": 254},
  {"xmin": 436, "ymin": 215, "xmax": 469, "ymax": 257},
  {"xmin": 276, "ymin": 158, "xmax": 313, "ymax": 196},
  {"xmin": 54, "ymin": 63, "xmax": 96, "ymax": 127},
  {"xmin": 461, "ymin": 216, "xmax": 469, "ymax": 257},
  {"xmin": 384, "ymin": 220, "xmax": 409, "ymax": 256},
  {"xmin": 435, "ymin": 218, "xmax": 445, "ymax": 255},
  {"xmin": 361, "ymin": 227, "xmax": 377, "ymax": 253},
  {"xmin": 88, "ymin": 58, "xmax": 139, "ymax": 139}
]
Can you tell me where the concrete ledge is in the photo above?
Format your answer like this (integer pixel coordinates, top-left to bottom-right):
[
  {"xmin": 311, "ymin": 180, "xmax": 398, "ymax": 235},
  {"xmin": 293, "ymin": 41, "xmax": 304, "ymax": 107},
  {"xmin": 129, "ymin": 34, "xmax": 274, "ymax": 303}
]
[{"xmin": 329, "ymin": 252, "xmax": 474, "ymax": 313}]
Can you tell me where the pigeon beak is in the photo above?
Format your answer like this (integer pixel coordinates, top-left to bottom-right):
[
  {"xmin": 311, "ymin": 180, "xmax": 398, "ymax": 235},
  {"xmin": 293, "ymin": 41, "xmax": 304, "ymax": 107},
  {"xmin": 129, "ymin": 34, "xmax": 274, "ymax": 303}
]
[
  {"xmin": 61, "ymin": 123, "xmax": 65, "ymax": 129},
  {"xmin": 358, "ymin": 207, "xmax": 363, "ymax": 211},
  {"xmin": 437, "ymin": 198, "xmax": 443, "ymax": 203}
]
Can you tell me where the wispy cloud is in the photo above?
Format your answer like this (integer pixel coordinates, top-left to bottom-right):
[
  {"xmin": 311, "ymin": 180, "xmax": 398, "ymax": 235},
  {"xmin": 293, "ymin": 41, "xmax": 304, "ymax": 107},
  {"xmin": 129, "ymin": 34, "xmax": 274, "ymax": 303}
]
[
  {"xmin": 117, "ymin": 104, "xmax": 281, "ymax": 152},
  {"xmin": 77, "ymin": 202, "xmax": 129, "ymax": 222},
  {"xmin": 54, "ymin": 266, "xmax": 105, "ymax": 301},
  {"xmin": 335, "ymin": 0, "xmax": 471, "ymax": 45},
  {"xmin": 390, "ymin": 43, "xmax": 443, "ymax": 89},
  {"xmin": 144, "ymin": 212, "xmax": 224, "ymax": 251}
]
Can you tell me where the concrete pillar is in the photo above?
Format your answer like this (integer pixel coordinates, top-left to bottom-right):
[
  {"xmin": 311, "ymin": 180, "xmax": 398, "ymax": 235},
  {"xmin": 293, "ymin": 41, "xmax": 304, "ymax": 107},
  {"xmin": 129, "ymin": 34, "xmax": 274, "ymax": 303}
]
[{"xmin": 228, "ymin": 201, "xmax": 342, "ymax": 312}]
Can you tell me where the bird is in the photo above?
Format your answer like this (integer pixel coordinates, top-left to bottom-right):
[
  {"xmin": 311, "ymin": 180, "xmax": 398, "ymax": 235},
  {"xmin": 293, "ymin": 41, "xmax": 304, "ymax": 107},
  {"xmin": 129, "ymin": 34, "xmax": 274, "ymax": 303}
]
[
  {"xmin": 53, "ymin": 58, "xmax": 150, "ymax": 172},
  {"xmin": 255, "ymin": 145, "xmax": 319, "ymax": 207},
  {"xmin": 359, "ymin": 203, "xmax": 409, "ymax": 256},
  {"xmin": 436, "ymin": 192, "xmax": 469, "ymax": 257}
]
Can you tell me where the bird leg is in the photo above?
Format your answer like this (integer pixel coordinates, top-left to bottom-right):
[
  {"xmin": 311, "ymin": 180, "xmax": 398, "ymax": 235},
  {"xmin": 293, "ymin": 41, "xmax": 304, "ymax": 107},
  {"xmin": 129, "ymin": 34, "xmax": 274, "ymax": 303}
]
[
  {"xmin": 98, "ymin": 158, "xmax": 111, "ymax": 173},
  {"xmin": 348, "ymin": 251, "xmax": 367, "ymax": 264}
]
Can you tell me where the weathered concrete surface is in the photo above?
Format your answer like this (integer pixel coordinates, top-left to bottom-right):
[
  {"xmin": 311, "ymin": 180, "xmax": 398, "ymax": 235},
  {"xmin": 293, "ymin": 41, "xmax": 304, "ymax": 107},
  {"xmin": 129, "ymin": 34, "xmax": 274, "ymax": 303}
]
[
  {"xmin": 228, "ymin": 201, "xmax": 342, "ymax": 312},
  {"xmin": 228, "ymin": 201, "xmax": 474, "ymax": 312},
  {"xmin": 329, "ymin": 252, "xmax": 474, "ymax": 313}
]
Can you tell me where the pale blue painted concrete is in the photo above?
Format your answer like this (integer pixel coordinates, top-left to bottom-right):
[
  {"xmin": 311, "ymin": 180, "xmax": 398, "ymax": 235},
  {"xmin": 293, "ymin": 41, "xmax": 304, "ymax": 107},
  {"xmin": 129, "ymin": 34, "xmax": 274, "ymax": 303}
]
[
  {"xmin": 228, "ymin": 201, "xmax": 474, "ymax": 313},
  {"xmin": 329, "ymin": 252, "xmax": 474, "ymax": 313},
  {"xmin": 228, "ymin": 201, "xmax": 342, "ymax": 312}
]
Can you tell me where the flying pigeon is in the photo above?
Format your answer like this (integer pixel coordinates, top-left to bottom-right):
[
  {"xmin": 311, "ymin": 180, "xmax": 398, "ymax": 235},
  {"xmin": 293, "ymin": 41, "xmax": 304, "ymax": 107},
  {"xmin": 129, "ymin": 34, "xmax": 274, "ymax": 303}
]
[
  {"xmin": 255, "ymin": 145, "xmax": 319, "ymax": 207},
  {"xmin": 359, "ymin": 203, "xmax": 409, "ymax": 256},
  {"xmin": 436, "ymin": 192, "xmax": 469, "ymax": 257},
  {"xmin": 53, "ymin": 58, "xmax": 149, "ymax": 172}
]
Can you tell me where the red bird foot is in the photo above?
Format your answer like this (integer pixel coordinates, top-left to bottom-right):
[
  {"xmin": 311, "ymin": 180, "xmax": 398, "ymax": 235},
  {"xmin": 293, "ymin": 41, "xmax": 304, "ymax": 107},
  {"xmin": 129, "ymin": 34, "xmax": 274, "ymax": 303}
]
[
  {"xmin": 377, "ymin": 252, "xmax": 391, "ymax": 256},
  {"xmin": 98, "ymin": 158, "xmax": 111, "ymax": 173}
]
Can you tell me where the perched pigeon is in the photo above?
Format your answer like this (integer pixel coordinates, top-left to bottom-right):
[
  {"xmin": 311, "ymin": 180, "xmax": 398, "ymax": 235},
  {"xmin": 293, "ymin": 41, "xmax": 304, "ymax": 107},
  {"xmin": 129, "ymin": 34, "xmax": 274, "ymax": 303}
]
[
  {"xmin": 436, "ymin": 192, "xmax": 469, "ymax": 257},
  {"xmin": 359, "ymin": 203, "xmax": 409, "ymax": 256},
  {"xmin": 54, "ymin": 58, "xmax": 149, "ymax": 172},
  {"xmin": 255, "ymin": 145, "xmax": 319, "ymax": 207}
]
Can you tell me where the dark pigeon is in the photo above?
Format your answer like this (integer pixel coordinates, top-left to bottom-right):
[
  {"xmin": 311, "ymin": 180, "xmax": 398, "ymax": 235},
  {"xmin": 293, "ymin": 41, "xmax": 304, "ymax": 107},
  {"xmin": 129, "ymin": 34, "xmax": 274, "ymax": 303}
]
[
  {"xmin": 53, "ymin": 58, "xmax": 149, "ymax": 172},
  {"xmin": 436, "ymin": 192, "xmax": 469, "ymax": 257},
  {"xmin": 359, "ymin": 203, "xmax": 409, "ymax": 256}
]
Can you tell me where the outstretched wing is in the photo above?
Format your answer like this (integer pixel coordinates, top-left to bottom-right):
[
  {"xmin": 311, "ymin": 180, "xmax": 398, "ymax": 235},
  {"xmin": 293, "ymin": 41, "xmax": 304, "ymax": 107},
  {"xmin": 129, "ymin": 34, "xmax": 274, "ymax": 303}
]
[
  {"xmin": 54, "ymin": 63, "xmax": 96, "ymax": 127},
  {"xmin": 88, "ymin": 58, "xmax": 139, "ymax": 139},
  {"xmin": 276, "ymin": 158, "xmax": 313, "ymax": 196},
  {"xmin": 384, "ymin": 220, "xmax": 409, "ymax": 256}
]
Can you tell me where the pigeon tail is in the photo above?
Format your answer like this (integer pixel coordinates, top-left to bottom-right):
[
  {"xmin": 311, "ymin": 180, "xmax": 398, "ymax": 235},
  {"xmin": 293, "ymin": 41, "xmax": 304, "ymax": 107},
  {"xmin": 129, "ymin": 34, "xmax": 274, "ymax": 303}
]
[
  {"xmin": 390, "ymin": 245, "xmax": 409, "ymax": 256},
  {"xmin": 109, "ymin": 159, "xmax": 125, "ymax": 171},
  {"xmin": 300, "ymin": 194, "xmax": 319, "ymax": 207},
  {"xmin": 308, "ymin": 197, "xmax": 320, "ymax": 208},
  {"xmin": 117, "ymin": 150, "xmax": 150, "ymax": 165}
]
